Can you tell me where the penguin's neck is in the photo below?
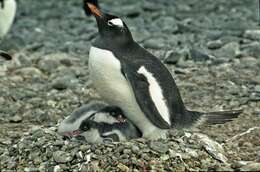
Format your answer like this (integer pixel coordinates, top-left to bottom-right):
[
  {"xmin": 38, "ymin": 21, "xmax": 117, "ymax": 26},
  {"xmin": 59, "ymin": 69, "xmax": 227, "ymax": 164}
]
[{"xmin": 93, "ymin": 35, "xmax": 135, "ymax": 52}]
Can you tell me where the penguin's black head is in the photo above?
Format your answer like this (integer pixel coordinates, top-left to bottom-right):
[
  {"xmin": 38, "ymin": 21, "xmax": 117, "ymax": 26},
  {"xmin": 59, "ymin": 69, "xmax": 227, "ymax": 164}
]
[
  {"xmin": 86, "ymin": 3, "xmax": 133, "ymax": 45},
  {"xmin": 100, "ymin": 106, "xmax": 126, "ymax": 123}
]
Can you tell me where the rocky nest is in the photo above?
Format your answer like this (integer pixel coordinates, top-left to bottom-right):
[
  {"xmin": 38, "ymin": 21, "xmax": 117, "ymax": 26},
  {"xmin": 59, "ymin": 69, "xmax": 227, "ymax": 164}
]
[{"xmin": 1, "ymin": 0, "xmax": 260, "ymax": 171}]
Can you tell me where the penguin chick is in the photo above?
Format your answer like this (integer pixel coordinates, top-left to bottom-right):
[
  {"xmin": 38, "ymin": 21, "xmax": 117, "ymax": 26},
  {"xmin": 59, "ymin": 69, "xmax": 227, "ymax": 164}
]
[
  {"xmin": 58, "ymin": 100, "xmax": 119, "ymax": 136},
  {"xmin": 58, "ymin": 101, "xmax": 141, "ymax": 143},
  {"xmin": 78, "ymin": 112, "xmax": 142, "ymax": 143},
  {"xmin": 0, "ymin": 0, "xmax": 16, "ymax": 39},
  {"xmin": 85, "ymin": 2, "xmax": 242, "ymax": 139}
]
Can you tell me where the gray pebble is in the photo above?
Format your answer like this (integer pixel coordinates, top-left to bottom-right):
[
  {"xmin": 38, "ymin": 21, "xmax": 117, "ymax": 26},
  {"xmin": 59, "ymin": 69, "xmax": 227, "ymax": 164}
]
[
  {"xmin": 240, "ymin": 162, "xmax": 260, "ymax": 171},
  {"xmin": 38, "ymin": 59, "xmax": 60, "ymax": 73},
  {"xmin": 213, "ymin": 42, "xmax": 240, "ymax": 59},
  {"xmin": 241, "ymin": 41, "xmax": 260, "ymax": 58},
  {"xmin": 244, "ymin": 30, "xmax": 260, "ymax": 40},
  {"xmin": 131, "ymin": 145, "xmax": 140, "ymax": 154},
  {"xmin": 51, "ymin": 76, "xmax": 78, "ymax": 90},
  {"xmin": 207, "ymin": 40, "xmax": 223, "ymax": 50},
  {"xmin": 255, "ymin": 85, "xmax": 260, "ymax": 93},
  {"xmin": 189, "ymin": 49, "xmax": 210, "ymax": 61},
  {"xmin": 14, "ymin": 67, "xmax": 44, "ymax": 78},
  {"xmin": 164, "ymin": 51, "xmax": 183, "ymax": 64},
  {"xmin": 53, "ymin": 151, "xmax": 73, "ymax": 163},
  {"xmin": 144, "ymin": 38, "xmax": 165, "ymax": 49},
  {"xmin": 149, "ymin": 141, "xmax": 169, "ymax": 154}
]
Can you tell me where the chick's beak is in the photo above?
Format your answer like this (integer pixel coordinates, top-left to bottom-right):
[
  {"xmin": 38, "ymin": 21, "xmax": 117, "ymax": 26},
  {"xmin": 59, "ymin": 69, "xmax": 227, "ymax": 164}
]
[{"xmin": 87, "ymin": 3, "xmax": 103, "ymax": 17}]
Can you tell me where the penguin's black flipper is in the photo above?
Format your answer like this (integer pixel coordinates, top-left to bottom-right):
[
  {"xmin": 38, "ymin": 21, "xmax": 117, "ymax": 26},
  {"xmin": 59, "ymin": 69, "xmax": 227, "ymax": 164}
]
[
  {"xmin": 202, "ymin": 109, "xmax": 243, "ymax": 125},
  {"xmin": 83, "ymin": 0, "xmax": 99, "ymax": 16},
  {"xmin": 0, "ymin": 50, "xmax": 12, "ymax": 60},
  {"xmin": 121, "ymin": 64, "xmax": 171, "ymax": 129}
]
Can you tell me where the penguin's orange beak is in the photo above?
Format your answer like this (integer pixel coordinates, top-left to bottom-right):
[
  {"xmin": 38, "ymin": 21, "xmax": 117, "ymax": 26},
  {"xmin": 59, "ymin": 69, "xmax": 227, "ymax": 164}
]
[{"xmin": 87, "ymin": 3, "xmax": 103, "ymax": 17}]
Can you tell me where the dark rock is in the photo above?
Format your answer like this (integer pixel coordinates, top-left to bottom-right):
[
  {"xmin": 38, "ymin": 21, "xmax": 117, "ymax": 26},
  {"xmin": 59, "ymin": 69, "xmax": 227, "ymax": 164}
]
[
  {"xmin": 51, "ymin": 75, "xmax": 78, "ymax": 90},
  {"xmin": 9, "ymin": 115, "xmax": 23, "ymax": 123},
  {"xmin": 206, "ymin": 40, "xmax": 223, "ymax": 50},
  {"xmin": 189, "ymin": 49, "xmax": 210, "ymax": 61},
  {"xmin": 206, "ymin": 30, "xmax": 224, "ymax": 40},
  {"xmin": 60, "ymin": 59, "xmax": 73, "ymax": 67},
  {"xmin": 164, "ymin": 50, "xmax": 184, "ymax": 64}
]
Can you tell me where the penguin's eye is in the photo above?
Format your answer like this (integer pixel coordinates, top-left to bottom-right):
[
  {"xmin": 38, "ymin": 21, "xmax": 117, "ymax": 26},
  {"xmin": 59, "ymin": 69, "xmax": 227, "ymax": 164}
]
[
  {"xmin": 107, "ymin": 21, "xmax": 114, "ymax": 26},
  {"xmin": 80, "ymin": 120, "xmax": 91, "ymax": 131},
  {"xmin": 82, "ymin": 124, "xmax": 90, "ymax": 131}
]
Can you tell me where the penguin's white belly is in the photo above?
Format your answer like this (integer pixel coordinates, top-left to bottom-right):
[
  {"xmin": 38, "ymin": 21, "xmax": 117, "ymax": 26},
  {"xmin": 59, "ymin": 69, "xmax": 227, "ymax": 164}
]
[
  {"xmin": 0, "ymin": 0, "xmax": 16, "ymax": 38},
  {"xmin": 89, "ymin": 46, "xmax": 165, "ymax": 137},
  {"xmin": 89, "ymin": 47, "xmax": 131, "ymax": 104}
]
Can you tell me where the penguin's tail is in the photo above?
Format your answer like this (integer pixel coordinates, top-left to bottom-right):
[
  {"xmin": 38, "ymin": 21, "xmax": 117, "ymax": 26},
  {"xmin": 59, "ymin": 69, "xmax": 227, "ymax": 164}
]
[
  {"xmin": 173, "ymin": 109, "xmax": 242, "ymax": 128},
  {"xmin": 202, "ymin": 109, "xmax": 243, "ymax": 125},
  {"xmin": 189, "ymin": 109, "xmax": 243, "ymax": 127}
]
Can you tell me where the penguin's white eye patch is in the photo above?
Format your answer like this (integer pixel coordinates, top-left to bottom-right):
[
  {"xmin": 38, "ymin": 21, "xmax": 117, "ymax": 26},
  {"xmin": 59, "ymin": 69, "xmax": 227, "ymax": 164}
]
[{"xmin": 107, "ymin": 18, "xmax": 124, "ymax": 27}]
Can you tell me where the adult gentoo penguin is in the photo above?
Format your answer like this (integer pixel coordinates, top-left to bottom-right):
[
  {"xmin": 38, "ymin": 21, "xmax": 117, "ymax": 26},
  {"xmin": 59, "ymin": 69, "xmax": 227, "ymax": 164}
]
[
  {"xmin": 85, "ymin": 2, "xmax": 242, "ymax": 139},
  {"xmin": 0, "ymin": 0, "xmax": 16, "ymax": 39}
]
